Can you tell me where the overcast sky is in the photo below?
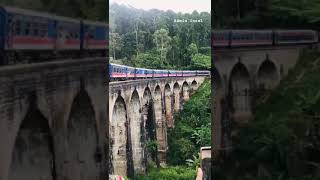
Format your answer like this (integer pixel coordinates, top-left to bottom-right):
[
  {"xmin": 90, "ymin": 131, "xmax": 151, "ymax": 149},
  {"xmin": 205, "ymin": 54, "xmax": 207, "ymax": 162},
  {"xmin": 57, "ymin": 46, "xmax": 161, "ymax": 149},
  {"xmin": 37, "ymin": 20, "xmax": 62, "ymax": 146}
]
[{"xmin": 109, "ymin": 0, "xmax": 211, "ymax": 13}]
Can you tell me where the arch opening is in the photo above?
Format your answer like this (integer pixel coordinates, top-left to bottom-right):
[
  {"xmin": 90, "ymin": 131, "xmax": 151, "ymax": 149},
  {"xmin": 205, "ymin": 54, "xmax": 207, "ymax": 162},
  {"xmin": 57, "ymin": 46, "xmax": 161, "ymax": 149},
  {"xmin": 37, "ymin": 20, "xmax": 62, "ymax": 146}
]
[
  {"xmin": 9, "ymin": 103, "xmax": 56, "ymax": 180},
  {"xmin": 191, "ymin": 80, "xmax": 198, "ymax": 92},
  {"xmin": 182, "ymin": 82, "xmax": 190, "ymax": 103},
  {"xmin": 111, "ymin": 95, "xmax": 131, "ymax": 176},
  {"xmin": 129, "ymin": 90, "xmax": 144, "ymax": 174},
  {"xmin": 67, "ymin": 89, "xmax": 100, "ymax": 180},
  {"xmin": 229, "ymin": 62, "xmax": 251, "ymax": 120},
  {"xmin": 257, "ymin": 60, "xmax": 278, "ymax": 90},
  {"xmin": 142, "ymin": 87, "xmax": 158, "ymax": 166}
]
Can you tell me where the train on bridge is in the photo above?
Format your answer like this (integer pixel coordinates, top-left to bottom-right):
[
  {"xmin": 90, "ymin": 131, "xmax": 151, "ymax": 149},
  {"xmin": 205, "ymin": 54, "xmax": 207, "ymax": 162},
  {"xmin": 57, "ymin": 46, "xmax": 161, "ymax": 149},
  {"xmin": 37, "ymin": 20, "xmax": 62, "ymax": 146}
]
[
  {"xmin": 109, "ymin": 63, "xmax": 210, "ymax": 81},
  {"xmin": 212, "ymin": 30, "xmax": 319, "ymax": 47},
  {"xmin": 0, "ymin": 6, "xmax": 108, "ymax": 65}
]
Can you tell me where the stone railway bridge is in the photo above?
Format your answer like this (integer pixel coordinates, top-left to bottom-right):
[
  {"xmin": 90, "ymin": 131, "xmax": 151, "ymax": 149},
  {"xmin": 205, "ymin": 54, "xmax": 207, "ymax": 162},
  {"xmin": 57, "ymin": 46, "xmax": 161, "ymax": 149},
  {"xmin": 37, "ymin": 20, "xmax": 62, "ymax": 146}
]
[
  {"xmin": 0, "ymin": 58, "xmax": 208, "ymax": 179},
  {"xmin": 109, "ymin": 76, "xmax": 207, "ymax": 177},
  {"xmin": 0, "ymin": 58, "xmax": 108, "ymax": 180},
  {"xmin": 212, "ymin": 45, "xmax": 313, "ymax": 157}
]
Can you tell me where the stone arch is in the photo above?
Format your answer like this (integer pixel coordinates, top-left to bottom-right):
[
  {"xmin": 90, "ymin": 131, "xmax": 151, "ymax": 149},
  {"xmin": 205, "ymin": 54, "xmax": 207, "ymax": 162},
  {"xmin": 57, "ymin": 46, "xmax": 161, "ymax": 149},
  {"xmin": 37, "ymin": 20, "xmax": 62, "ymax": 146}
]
[
  {"xmin": 182, "ymin": 81, "xmax": 190, "ymax": 102},
  {"xmin": 191, "ymin": 80, "xmax": 198, "ymax": 92},
  {"xmin": 142, "ymin": 87, "xmax": 158, "ymax": 166},
  {"xmin": 154, "ymin": 85, "xmax": 166, "ymax": 164},
  {"xmin": 229, "ymin": 62, "xmax": 251, "ymax": 120},
  {"xmin": 110, "ymin": 95, "xmax": 132, "ymax": 176},
  {"xmin": 66, "ymin": 88, "xmax": 100, "ymax": 180},
  {"xmin": 257, "ymin": 59, "xmax": 279, "ymax": 90},
  {"xmin": 164, "ymin": 84, "xmax": 173, "ymax": 128},
  {"xmin": 9, "ymin": 98, "xmax": 56, "ymax": 180},
  {"xmin": 173, "ymin": 82, "xmax": 180, "ymax": 113},
  {"xmin": 129, "ymin": 89, "xmax": 144, "ymax": 174}
]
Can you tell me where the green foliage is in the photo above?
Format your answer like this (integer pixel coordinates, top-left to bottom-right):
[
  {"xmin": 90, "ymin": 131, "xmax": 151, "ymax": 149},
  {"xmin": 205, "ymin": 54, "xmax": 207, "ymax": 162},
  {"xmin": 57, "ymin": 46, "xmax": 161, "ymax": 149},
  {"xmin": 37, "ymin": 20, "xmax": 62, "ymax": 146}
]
[
  {"xmin": 168, "ymin": 80, "xmax": 211, "ymax": 165},
  {"xmin": 191, "ymin": 53, "xmax": 211, "ymax": 70},
  {"xmin": 110, "ymin": 3, "xmax": 211, "ymax": 69},
  {"xmin": 214, "ymin": 0, "xmax": 320, "ymax": 29},
  {"xmin": 133, "ymin": 50, "xmax": 171, "ymax": 69},
  {"xmin": 135, "ymin": 166, "xmax": 196, "ymax": 180},
  {"xmin": 186, "ymin": 153, "xmax": 201, "ymax": 169},
  {"xmin": 215, "ymin": 50, "xmax": 320, "ymax": 180},
  {"xmin": 146, "ymin": 140, "xmax": 158, "ymax": 155}
]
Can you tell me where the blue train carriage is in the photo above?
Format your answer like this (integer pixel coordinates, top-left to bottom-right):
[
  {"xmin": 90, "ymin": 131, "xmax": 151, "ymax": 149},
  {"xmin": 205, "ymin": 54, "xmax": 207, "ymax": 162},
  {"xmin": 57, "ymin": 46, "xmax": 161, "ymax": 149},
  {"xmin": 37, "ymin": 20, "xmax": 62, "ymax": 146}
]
[
  {"xmin": 0, "ymin": 6, "xmax": 56, "ymax": 64},
  {"xmin": 135, "ymin": 67, "xmax": 147, "ymax": 78},
  {"xmin": 145, "ymin": 68, "xmax": 153, "ymax": 78},
  {"xmin": 126, "ymin": 65, "xmax": 135, "ymax": 79},
  {"xmin": 231, "ymin": 30, "xmax": 273, "ymax": 47},
  {"xmin": 197, "ymin": 70, "xmax": 210, "ymax": 76},
  {"xmin": 274, "ymin": 30, "xmax": 318, "ymax": 45},
  {"xmin": 55, "ymin": 15, "xmax": 81, "ymax": 57},
  {"xmin": 176, "ymin": 70, "xmax": 183, "ymax": 77},
  {"xmin": 110, "ymin": 63, "xmax": 128, "ymax": 80},
  {"xmin": 168, "ymin": 70, "xmax": 177, "ymax": 77},
  {"xmin": 212, "ymin": 30, "xmax": 230, "ymax": 47},
  {"xmin": 82, "ymin": 20, "xmax": 108, "ymax": 57},
  {"xmin": 153, "ymin": 69, "xmax": 163, "ymax": 77}
]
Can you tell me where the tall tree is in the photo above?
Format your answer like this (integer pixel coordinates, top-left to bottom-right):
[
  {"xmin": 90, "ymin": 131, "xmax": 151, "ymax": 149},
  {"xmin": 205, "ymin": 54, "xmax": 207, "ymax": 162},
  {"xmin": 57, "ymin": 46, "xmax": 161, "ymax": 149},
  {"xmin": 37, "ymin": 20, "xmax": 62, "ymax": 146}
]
[{"xmin": 153, "ymin": 28, "xmax": 172, "ymax": 64}]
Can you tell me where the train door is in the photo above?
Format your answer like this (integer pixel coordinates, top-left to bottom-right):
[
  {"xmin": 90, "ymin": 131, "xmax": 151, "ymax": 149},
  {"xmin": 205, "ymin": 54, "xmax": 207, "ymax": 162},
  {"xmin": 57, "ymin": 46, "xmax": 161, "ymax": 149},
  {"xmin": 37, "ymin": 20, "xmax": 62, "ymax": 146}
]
[
  {"xmin": 48, "ymin": 19, "xmax": 57, "ymax": 49},
  {"xmin": 0, "ymin": 9, "xmax": 6, "ymax": 50}
]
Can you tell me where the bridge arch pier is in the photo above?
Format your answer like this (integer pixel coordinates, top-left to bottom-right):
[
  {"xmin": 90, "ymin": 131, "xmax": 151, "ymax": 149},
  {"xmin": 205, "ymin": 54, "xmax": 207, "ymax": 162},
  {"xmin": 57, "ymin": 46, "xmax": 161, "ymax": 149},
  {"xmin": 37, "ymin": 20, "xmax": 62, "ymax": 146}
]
[{"xmin": 109, "ymin": 76, "xmax": 208, "ymax": 176}]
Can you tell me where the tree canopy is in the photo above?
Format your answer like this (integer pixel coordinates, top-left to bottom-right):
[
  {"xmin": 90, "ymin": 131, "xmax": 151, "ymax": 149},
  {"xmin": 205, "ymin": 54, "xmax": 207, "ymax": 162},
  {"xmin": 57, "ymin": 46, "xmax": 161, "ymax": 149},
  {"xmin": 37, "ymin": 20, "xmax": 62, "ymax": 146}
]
[
  {"xmin": 214, "ymin": 0, "xmax": 320, "ymax": 29},
  {"xmin": 110, "ymin": 3, "xmax": 211, "ymax": 69}
]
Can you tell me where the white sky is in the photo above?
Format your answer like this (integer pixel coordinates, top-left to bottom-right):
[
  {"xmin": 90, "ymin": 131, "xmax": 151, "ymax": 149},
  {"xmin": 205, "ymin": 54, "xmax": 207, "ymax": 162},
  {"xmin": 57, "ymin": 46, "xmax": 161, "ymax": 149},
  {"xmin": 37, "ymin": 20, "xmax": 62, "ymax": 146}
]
[{"xmin": 109, "ymin": 0, "xmax": 211, "ymax": 13}]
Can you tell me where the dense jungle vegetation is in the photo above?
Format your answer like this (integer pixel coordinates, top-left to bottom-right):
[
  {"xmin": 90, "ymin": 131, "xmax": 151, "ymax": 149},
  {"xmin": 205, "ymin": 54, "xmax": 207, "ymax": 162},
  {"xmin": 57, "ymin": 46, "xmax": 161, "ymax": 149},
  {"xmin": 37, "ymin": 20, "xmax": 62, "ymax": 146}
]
[
  {"xmin": 0, "ymin": 0, "xmax": 106, "ymax": 21},
  {"xmin": 109, "ymin": 3, "xmax": 211, "ymax": 70},
  {"xmin": 136, "ymin": 80, "xmax": 212, "ymax": 180},
  {"xmin": 214, "ymin": 0, "xmax": 320, "ymax": 29},
  {"xmin": 214, "ymin": 50, "xmax": 320, "ymax": 180},
  {"xmin": 214, "ymin": 1, "xmax": 320, "ymax": 179}
]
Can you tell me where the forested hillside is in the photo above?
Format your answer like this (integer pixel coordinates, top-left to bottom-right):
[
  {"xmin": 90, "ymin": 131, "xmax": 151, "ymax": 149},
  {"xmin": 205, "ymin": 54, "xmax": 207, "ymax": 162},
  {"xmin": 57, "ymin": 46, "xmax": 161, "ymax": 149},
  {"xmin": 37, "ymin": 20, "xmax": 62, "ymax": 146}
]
[
  {"xmin": 109, "ymin": 3, "xmax": 211, "ymax": 69},
  {"xmin": 214, "ymin": 50, "xmax": 320, "ymax": 180},
  {"xmin": 214, "ymin": 0, "xmax": 320, "ymax": 29},
  {"xmin": 0, "ymin": 0, "xmax": 106, "ymax": 21}
]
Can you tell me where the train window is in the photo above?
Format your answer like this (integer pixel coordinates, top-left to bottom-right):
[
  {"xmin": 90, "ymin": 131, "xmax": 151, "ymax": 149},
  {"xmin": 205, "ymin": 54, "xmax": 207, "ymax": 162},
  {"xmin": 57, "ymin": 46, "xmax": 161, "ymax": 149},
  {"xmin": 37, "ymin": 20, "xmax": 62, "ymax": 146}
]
[{"xmin": 15, "ymin": 19, "xmax": 21, "ymax": 35}]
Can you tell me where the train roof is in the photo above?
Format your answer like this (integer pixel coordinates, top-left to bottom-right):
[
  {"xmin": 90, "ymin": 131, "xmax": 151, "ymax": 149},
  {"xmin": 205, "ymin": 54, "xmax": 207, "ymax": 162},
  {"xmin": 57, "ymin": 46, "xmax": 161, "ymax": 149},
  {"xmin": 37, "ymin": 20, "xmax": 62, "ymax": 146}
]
[
  {"xmin": 0, "ymin": 5, "xmax": 55, "ymax": 19},
  {"xmin": 0, "ymin": 5, "xmax": 106, "ymax": 25},
  {"xmin": 110, "ymin": 63, "xmax": 129, "ymax": 68},
  {"xmin": 82, "ymin": 20, "xmax": 108, "ymax": 27}
]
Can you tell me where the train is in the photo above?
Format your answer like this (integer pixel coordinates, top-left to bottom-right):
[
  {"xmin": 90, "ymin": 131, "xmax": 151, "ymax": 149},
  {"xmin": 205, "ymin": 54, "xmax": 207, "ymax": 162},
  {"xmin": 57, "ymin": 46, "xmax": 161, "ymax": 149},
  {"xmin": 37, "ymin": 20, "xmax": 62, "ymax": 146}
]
[
  {"xmin": 212, "ymin": 30, "xmax": 319, "ymax": 47},
  {"xmin": 0, "ymin": 6, "xmax": 108, "ymax": 65},
  {"xmin": 109, "ymin": 63, "xmax": 210, "ymax": 80}
]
